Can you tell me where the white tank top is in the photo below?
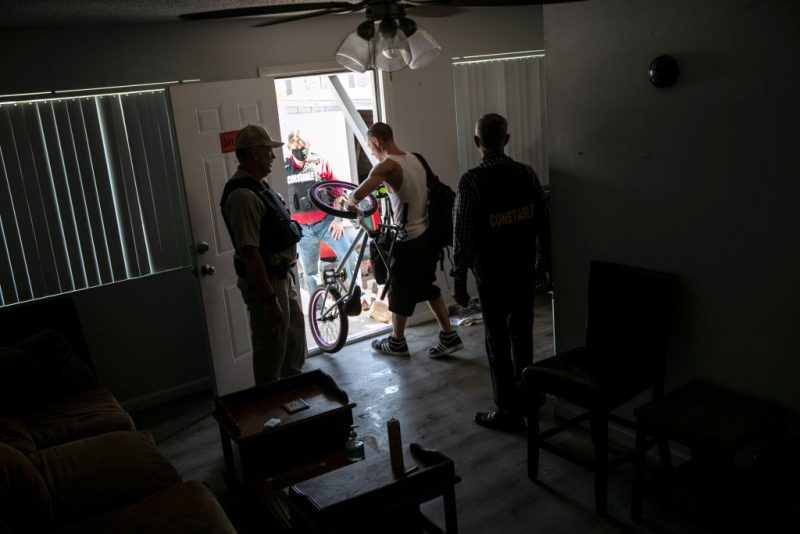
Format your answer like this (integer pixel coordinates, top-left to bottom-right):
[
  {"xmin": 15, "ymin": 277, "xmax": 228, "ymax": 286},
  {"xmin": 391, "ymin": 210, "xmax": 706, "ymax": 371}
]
[{"xmin": 386, "ymin": 152, "xmax": 428, "ymax": 240}]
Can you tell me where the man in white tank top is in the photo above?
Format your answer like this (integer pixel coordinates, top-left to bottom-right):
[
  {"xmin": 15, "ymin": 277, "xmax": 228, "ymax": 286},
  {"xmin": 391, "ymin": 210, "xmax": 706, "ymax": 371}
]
[{"xmin": 347, "ymin": 123, "xmax": 463, "ymax": 358}]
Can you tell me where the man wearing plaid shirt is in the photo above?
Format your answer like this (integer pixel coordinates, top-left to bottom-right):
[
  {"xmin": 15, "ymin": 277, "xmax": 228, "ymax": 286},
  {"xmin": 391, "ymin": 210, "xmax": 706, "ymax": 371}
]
[{"xmin": 452, "ymin": 113, "xmax": 551, "ymax": 432}]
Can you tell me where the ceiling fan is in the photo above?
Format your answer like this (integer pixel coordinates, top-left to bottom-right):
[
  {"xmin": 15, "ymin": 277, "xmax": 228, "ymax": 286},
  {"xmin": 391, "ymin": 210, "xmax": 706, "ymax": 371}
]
[{"xmin": 180, "ymin": 1, "xmax": 580, "ymax": 72}]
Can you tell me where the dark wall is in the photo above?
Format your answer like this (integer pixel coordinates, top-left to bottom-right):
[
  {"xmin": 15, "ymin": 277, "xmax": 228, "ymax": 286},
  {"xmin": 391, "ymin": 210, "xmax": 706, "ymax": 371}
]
[
  {"xmin": 544, "ymin": 0, "xmax": 800, "ymax": 412},
  {"xmin": 71, "ymin": 270, "xmax": 211, "ymax": 407}
]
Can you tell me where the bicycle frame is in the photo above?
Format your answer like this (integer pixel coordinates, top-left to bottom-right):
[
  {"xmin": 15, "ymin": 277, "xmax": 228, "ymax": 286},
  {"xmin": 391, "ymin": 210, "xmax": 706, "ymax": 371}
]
[
  {"xmin": 316, "ymin": 213, "xmax": 400, "ymax": 321},
  {"xmin": 306, "ymin": 180, "xmax": 403, "ymax": 352}
]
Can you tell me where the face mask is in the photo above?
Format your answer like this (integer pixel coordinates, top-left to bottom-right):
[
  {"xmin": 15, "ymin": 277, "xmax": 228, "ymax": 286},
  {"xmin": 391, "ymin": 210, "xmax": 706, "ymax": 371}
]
[{"xmin": 292, "ymin": 148, "xmax": 308, "ymax": 161}]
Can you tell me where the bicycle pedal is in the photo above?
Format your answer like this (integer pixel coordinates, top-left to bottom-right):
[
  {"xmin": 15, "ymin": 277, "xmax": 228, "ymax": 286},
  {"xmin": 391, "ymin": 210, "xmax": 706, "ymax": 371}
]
[{"xmin": 322, "ymin": 269, "xmax": 337, "ymax": 284}]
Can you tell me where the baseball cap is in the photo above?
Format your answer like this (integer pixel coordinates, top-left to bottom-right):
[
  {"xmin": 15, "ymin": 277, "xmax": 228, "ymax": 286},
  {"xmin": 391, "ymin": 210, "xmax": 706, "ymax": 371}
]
[{"xmin": 234, "ymin": 125, "xmax": 283, "ymax": 150}]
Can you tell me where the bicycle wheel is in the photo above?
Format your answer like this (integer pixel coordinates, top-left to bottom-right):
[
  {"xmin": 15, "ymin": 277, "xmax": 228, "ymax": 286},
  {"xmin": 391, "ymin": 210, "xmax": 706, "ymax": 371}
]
[
  {"xmin": 308, "ymin": 285, "xmax": 349, "ymax": 353},
  {"xmin": 308, "ymin": 180, "xmax": 379, "ymax": 220}
]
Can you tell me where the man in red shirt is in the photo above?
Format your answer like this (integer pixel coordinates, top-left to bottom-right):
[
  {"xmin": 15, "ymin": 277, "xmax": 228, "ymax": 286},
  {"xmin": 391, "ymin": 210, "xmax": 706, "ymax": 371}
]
[{"xmin": 284, "ymin": 130, "xmax": 357, "ymax": 295}]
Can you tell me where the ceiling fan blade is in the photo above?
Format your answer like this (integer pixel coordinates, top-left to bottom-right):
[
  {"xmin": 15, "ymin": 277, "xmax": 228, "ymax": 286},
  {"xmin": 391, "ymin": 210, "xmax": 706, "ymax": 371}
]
[
  {"xmin": 404, "ymin": 0, "xmax": 584, "ymax": 18},
  {"xmin": 251, "ymin": 6, "xmax": 363, "ymax": 28},
  {"xmin": 180, "ymin": 0, "xmax": 584, "ymax": 24},
  {"xmin": 402, "ymin": 4, "xmax": 466, "ymax": 18},
  {"xmin": 411, "ymin": 0, "xmax": 584, "ymax": 6},
  {"xmin": 180, "ymin": 2, "xmax": 362, "ymax": 21}
]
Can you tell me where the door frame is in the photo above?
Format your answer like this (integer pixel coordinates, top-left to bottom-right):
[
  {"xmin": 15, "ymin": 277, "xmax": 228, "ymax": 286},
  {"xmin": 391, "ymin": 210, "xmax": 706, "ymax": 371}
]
[{"xmin": 258, "ymin": 63, "xmax": 437, "ymax": 348}]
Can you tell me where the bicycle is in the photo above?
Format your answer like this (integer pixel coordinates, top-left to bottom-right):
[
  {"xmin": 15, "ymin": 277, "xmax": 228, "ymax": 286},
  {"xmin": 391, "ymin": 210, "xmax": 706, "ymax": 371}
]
[{"xmin": 306, "ymin": 180, "xmax": 405, "ymax": 353}]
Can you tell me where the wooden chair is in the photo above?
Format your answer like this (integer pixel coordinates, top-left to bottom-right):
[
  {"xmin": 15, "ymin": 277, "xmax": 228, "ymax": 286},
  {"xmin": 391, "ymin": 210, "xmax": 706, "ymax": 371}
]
[{"xmin": 523, "ymin": 260, "xmax": 677, "ymax": 514}]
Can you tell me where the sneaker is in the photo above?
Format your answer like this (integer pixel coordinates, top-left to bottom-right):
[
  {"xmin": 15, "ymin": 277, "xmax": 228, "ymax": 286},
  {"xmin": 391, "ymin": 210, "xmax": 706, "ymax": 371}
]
[
  {"xmin": 371, "ymin": 335, "xmax": 410, "ymax": 356},
  {"xmin": 428, "ymin": 331, "xmax": 464, "ymax": 359}
]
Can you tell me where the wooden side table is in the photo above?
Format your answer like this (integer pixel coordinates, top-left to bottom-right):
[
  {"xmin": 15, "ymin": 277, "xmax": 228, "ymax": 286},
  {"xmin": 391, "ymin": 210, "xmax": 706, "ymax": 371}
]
[
  {"xmin": 630, "ymin": 380, "xmax": 784, "ymax": 528},
  {"xmin": 286, "ymin": 442, "xmax": 461, "ymax": 533},
  {"xmin": 214, "ymin": 369, "xmax": 356, "ymax": 487}
]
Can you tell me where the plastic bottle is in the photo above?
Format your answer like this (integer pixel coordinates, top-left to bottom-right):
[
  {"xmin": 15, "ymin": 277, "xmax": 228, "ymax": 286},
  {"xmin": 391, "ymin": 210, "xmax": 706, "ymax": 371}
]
[
  {"xmin": 345, "ymin": 425, "xmax": 365, "ymax": 462},
  {"xmin": 387, "ymin": 418, "xmax": 404, "ymax": 472}
]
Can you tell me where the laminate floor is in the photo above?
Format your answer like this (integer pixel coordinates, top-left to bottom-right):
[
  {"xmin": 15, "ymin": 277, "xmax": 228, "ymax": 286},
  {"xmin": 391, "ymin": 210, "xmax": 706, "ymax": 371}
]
[{"xmin": 134, "ymin": 294, "xmax": 795, "ymax": 533}]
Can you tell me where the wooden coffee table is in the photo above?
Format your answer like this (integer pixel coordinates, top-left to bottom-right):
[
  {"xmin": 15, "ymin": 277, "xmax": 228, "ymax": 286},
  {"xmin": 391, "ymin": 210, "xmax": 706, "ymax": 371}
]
[
  {"xmin": 284, "ymin": 442, "xmax": 460, "ymax": 533},
  {"xmin": 215, "ymin": 371, "xmax": 460, "ymax": 532}
]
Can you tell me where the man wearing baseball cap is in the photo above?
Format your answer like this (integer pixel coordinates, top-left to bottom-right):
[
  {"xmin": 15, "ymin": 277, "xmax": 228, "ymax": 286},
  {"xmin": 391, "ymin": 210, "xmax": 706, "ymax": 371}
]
[{"xmin": 219, "ymin": 124, "xmax": 307, "ymax": 384}]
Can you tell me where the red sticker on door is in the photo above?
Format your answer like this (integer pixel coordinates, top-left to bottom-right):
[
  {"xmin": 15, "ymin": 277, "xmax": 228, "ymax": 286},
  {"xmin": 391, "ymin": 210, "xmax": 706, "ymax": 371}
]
[{"xmin": 220, "ymin": 130, "xmax": 238, "ymax": 153}]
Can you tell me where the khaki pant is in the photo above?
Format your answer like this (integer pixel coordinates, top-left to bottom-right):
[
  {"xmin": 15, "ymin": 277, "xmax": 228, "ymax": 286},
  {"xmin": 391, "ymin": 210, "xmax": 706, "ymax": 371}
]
[{"xmin": 238, "ymin": 270, "xmax": 307, "ymax": 385}]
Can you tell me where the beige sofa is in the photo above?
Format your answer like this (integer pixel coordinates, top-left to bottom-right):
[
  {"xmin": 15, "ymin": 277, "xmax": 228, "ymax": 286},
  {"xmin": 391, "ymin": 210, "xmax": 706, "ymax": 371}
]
[{"xmin": 0, "ymin": 297, "xmax": 235, "ymax": 533}]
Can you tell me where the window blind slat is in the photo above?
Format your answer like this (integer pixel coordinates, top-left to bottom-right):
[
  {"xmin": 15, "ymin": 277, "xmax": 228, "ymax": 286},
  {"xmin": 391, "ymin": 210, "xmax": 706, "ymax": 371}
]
[
  {"xmin": 52, "ymin": 100, "xmax": 90, "ymax": 289},
  {"xmin": 0, "ymin": 110, "xmax": 32, "ymax": 304},
  {"xmin": 149, "ymin": 92, "xmax": 191, "ymax": 270},
  {"xmin": 101, "ymin": 96, "xmax": 134, "ymax": 277},
  {"xmin": 68, "ymin": 99, "xmax": 107, "ymax": 285},
  {"xmin": 8, "ymin": 105, "xmax": 50, "ymax": 298},
  {"xmin": 136, "ymin": 94, "xmax": 167, "ymax": 269},
  {"xmin": 23, "ymin": 103, "xmax": 66, "ymax": 296},
  {"xmin": 57, "ymin": 100, "xmax": 101, "ymax": 287},
  {"xmin": 0, "ymin": 141, "xmax": 22, "ymax": 306},
  {"xmin": 86, "ymin": 97, "xmax": 127, "ymax": 282},
  {"xmin": 38, "ymin": 102, "xmax": 77, "ymax": 293},
  {"xmin": 119, "ymin": 95, "xmax": 154, "ymax": 276},
  {"xmin": 0, "ymin": 215, "xmax": 18, "ymax": 306}
]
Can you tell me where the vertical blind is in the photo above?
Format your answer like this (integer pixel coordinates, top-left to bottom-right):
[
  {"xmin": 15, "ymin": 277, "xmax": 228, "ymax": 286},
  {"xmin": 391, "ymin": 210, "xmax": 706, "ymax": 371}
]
[
  {"xmin": 453, "ymin": 54, "xmax": 548, "ymax": 183},
  {"xmin": 0, "ymin": 89, "xmax": 191, "ymax": 307}
]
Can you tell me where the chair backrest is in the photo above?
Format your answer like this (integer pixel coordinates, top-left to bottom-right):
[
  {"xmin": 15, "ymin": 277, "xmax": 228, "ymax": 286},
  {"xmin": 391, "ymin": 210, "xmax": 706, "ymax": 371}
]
[{"xmin": 585, "ymin": 260, "xmax": 677, "ymax": 384}]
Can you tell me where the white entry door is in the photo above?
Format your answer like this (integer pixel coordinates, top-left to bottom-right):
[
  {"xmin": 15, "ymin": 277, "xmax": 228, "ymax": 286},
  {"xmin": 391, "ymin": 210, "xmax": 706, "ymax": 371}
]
[{"xmin": 170, "ymin": 77, "xmax": 286, "ymax": 396}]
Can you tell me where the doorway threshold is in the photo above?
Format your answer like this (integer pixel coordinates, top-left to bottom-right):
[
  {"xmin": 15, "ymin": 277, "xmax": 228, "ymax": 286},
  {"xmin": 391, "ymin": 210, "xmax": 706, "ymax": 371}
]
[{"xmin": 307, "ymin": 323, "xmax": 392, "ymax": 357}]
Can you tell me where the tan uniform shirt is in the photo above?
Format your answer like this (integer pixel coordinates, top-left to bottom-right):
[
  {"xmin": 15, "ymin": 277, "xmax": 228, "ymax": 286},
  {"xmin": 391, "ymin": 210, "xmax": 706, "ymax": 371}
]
[{"xmin": 222, "ymin": 169, "xmax": 297, "ymax": 268}]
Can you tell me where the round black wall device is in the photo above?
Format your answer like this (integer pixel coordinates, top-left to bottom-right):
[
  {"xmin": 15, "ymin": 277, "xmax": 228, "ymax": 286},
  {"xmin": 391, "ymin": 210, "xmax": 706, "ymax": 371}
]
[{"xmin": 649, "ymin": 55, "xmax": 679, "ymax": 88}]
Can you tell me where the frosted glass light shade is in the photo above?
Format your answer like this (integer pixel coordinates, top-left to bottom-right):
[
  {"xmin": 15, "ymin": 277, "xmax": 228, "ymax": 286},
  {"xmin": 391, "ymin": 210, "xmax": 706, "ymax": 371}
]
[
  {"xmin": 374, "ymin": 20, "xmax": 411, "ymax": 72},
  {"xmin": 334, "ymin": 31, "xmax": 371, "ymax": 73},
  {"xmin": 407, "ymin": 26, "xmax": 441, "ymax": 70}
]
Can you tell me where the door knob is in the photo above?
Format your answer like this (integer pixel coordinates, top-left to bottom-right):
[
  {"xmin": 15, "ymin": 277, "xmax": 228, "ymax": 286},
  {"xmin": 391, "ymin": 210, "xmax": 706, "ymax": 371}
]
[
  {"xmin": 200, "ymin": 264, "xmax": 215, "ymax": 276},
  {"xmin": 196, "ymin": 241, "xmax": 210, "ymax": 254}
]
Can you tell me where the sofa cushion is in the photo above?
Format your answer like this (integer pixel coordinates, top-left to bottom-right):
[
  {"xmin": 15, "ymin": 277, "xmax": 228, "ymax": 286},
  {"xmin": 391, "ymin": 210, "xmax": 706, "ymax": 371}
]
[
  {"xmin": 0, "ymin": 330, "xmax": 97, "ymax": 414},
  {"xmin": 0, "ymin": 298, "xmax": 93, "ymax": 371},
  {"xmin": 33, "ymin": 430, "xmax": 182, "ymax": 521},
  {"xmin": 24, "ymin": 385, "xmax": 136, "ymax": 450},
  {"xmin": 0, "ymin": 441, "xmax": 54, "ymax": 532},
  {"xmin": 56, "ymin": 481, "xmax": 236, "ymax": 534},
  {"xmin": 0, "ymin": 417, "xmax": 35, "ymax": 454}
]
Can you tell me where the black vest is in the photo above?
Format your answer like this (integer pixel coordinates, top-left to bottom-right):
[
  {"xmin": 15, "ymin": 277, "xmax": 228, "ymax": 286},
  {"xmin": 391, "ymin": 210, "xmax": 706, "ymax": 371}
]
[
  {"xmin": 285, "ymin": 156, "xmax": 324, "ymax": 214},
  {"xmin": 471, "ymin": 161, "xmax": 542, "ymax": 275},
  {"xmin": 219, "ymin": 177, "xmax": 302, "ymax": 277}
]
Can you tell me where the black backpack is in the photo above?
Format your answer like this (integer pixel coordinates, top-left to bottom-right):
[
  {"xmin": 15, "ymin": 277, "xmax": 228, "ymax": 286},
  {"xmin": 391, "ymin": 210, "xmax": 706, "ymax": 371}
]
[{"xmin": 412, "ymin": 153, "xmax": 455, "ymax": 249}]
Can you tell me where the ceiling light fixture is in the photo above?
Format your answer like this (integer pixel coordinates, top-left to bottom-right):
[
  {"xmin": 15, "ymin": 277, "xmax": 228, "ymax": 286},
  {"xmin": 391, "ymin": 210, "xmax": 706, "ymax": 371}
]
[{"xmin": 334, "ymin": 3, "xmax": 441, "ymax": 73}]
